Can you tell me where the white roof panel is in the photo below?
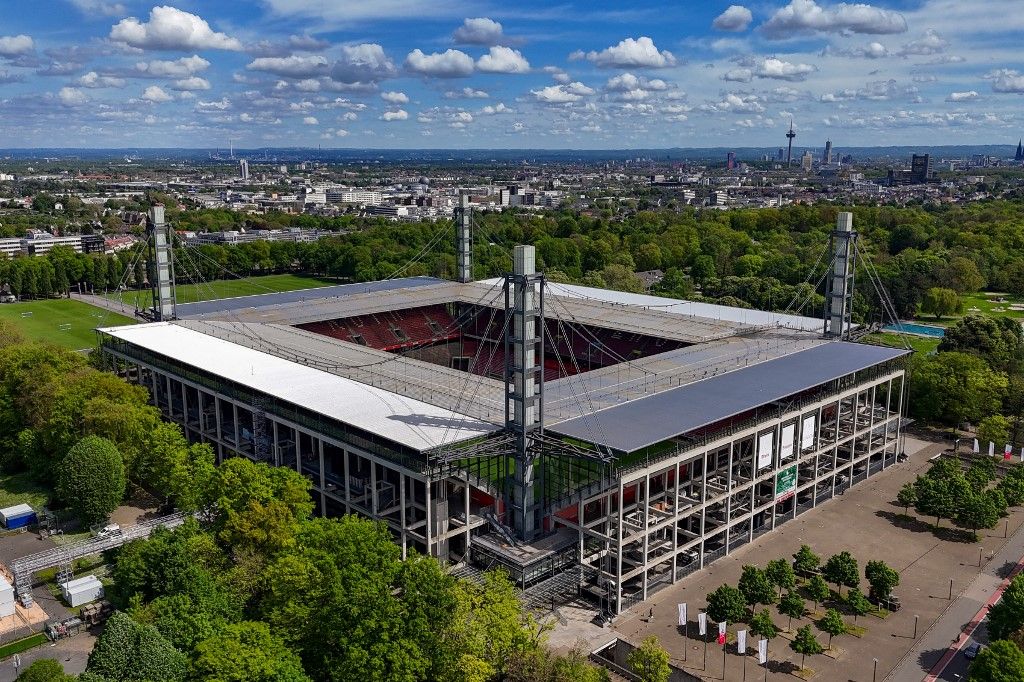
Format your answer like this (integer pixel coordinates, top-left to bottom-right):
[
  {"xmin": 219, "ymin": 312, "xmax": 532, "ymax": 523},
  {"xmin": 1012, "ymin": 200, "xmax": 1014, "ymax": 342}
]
[{"xmin": 99, "ymin": 322, "xmax": 496, "ymax": 452}]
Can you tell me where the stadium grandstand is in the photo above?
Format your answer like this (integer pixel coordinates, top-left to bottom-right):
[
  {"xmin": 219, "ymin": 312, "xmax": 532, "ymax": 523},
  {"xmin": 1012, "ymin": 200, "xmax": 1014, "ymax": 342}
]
[{"xmin": 96, "ymin": 205, "xmax": 908, "ymax": 615}]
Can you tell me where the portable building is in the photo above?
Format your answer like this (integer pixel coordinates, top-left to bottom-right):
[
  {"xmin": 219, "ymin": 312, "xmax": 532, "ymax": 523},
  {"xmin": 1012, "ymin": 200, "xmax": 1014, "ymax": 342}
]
[{"xmin": 0, "ymin": 503, "xmax": 36, "ymax": 529}]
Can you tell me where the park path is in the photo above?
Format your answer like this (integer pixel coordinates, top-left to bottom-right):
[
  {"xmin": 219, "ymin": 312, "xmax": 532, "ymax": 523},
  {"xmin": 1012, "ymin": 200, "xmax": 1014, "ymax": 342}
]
[{"xmin": 69, "ymin": 292, "xmax": 139, "ymax": 319}]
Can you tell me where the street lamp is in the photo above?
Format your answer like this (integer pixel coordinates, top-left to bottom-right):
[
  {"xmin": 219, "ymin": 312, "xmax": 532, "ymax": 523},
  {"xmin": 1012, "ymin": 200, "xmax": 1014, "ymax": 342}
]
[
  {"xmin": 872, "ymin": 657, "xmax": 878, "ymax": 682},
  {"xmin": 913, "ymin": 615, "xmax": 919, "ymax": 639}
]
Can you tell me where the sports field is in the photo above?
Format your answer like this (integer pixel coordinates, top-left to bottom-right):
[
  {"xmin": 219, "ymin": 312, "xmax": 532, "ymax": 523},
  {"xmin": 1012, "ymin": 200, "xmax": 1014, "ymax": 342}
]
[
  {"xmin": 103, "ymin": 273, "xmax": 338, "ymax": 308},
  {"xmin": 0, "ymin": 298, "xmax": 136, "ymax": 351}
]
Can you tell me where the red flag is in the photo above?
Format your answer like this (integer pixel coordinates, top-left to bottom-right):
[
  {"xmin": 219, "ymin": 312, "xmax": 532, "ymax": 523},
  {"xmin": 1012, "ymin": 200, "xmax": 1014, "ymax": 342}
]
[{"xmin": 717, "ymin": 633, "xmax": 726, "ymax": 645}]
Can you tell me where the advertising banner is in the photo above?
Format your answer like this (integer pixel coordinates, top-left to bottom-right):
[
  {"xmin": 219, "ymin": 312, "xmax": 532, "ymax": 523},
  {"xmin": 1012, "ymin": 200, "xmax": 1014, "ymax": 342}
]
[
  {"xmin": 775, "ymin": 464, "xmax": 798, "ymax": 501},
  {"xmin": 757, "ymin": 432, "xmax": 774, "ymax": 470},
  {"xmin": 780, "ymin": 423, "xmax": 795, "ymax": 461},
  {"xmin": 801, "ymin": 415, "xmax": 816, "ymax": 450}
]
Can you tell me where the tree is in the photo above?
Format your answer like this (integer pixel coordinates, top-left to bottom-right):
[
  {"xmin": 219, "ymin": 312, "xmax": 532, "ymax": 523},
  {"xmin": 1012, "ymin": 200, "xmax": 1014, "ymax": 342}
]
[
  {"xmin": 86, "ymin": 611, "xmax": 187, "ymax": 682},
  {"xmin": 705, "ymin": 584, "xmax": 746, "ymax": 625},
  {"xmin": 940, "ymin": 315, "xmax": 1024, "ymax": 370},
  {"xmin": 817, "ymin": 608, "xmax": 847, "ymax": 649},
  {"xmin": 914, "ymin": 476, "xmax": 960, "ymax": 528},
  {"xmin": 865, "ymin": 560, "xmax": 900, "ymax": 603},
  {"xmin": 897, "ymin": 482, "xmax": 918, "ymax": 516},
  {"xmin": 989, "ymin": 574, "xmax": 1024, "ymax": 641},
  {"xmin": 625, "ymin": 636, "xmax": 670, "ymax": 682},
  {"xmin": 16, "ymin": 659, "xmax": 74, "ymax": 681},
  {"xmin": 749, "ymin": 609, "xmax": 779, "ymax": 642},
  {"xmin": 978, "ymin": 415, "xmax": 1012, "ymax": 450},
  {"xmin": 920, "ymin": 287, "xmax": 962, "ymax": 319},
  {"xmin": 792, "ymin": 545, "xmax": 820, "ymax": 577},
  {"xmin": 957, "ymin": 491, "xmax": 1000, "ymax": 539},
  {"xmin": 845, "ymin": 588, "xmax": 872, "ymax": 624},
  {"xmin": 999, "ymin": 468, "xmax": 1024, "ymax": 507},
  {"xmin": 967, "ymin": 456, "xmax": 998, "ymax": 492},
  {"xmin": 56, "ymin": 435, "xmax": 126, "ymax": 525},
  {"xmin": 789, "ymin": 625, "xmax": 823, "ymax": 672},
  {"xmin": 822, "ymin": 552, "xmax": 860, "ymax": 596},
  {"xmin": 969, "ymin": 639, "xmax": 1024, "ymax": 682},
  {"xmin": 765, "ymin": 558, "xmax": 795, "ymax": 598},
  {"xmin": 807, "ymin": 575, "xmax": 831, "ymax": 612},
  {"xmin": 738, "ymin": 565, "xmax": 776, "ymax": 609},
  {"xmin": 191, "ymin": 621, "xmax": 311, "ymax": 682},
  {"xmin": 778, "ymin": 591, "xmax": 805, "ymax": 632},
  {"xmin": 908, "ymin": 352, "xmax": 1007, "ymax": 427}
]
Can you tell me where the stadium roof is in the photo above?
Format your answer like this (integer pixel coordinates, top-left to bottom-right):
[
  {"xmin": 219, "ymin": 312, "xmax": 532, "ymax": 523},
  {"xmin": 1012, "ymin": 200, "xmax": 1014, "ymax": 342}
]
[
  {"xmin": 98, "ymin": 321, "xmax": 497, "ymax": 452},
  {"xmin": 547, "ymin": 342, "xmax": 909, "ymax": 453}
]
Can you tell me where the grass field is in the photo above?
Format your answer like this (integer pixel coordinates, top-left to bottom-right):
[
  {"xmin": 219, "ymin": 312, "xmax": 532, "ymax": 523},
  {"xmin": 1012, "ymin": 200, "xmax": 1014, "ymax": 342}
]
[
  {"xmin": 0, "ymin": 471, "xmax": 51, "ymax": 510},
  {"xmin": 0, "ymin": 298, "xmax": 135, "ymax": 351},
  {"xmin": 864, "ymin": 332, "xmax": 940, "ymax": 355},
  {"xmin": 104, "ymin": 273, "xmax": 339, "ymax": 308},
  {"xmin": 960, "ymin": 292, "xmax": 1024, "ymax": 320}
]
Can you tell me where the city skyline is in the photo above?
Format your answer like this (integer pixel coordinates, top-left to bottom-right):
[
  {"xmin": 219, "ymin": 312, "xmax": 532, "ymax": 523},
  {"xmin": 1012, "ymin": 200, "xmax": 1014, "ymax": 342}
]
[{"xmin": 0, "ymin": 1, "xmax": 1022, "ymax": 149}]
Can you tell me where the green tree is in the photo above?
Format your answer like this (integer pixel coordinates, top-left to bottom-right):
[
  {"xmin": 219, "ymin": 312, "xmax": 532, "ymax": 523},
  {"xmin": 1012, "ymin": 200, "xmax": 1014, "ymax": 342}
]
[
  {"xmin": 749, "ymin": 609, "xmax": 779, "ymax": 641},
  {"xmin": 845, "ymin": 588, "xmax": 872, "ymax": 624},
  {"xmin": 817, "ymin": 608, "xmax": 847, "ymax": 649},
  {"xmin": 989, "ymin": 574, "xmax": 1024, "ymax": 641},
  {"xmin": 56, "ymin": 435, "xmax": 126, "ymax": 525},
  {"xmin": 793, "ymin": 545, "xmax": 820, "ymax": 577},
  {"xmin": 864, "ymin": 560, "xmax": 900, "ymax": 603},
  {"xmin": 16, "ymin": 659, "xmax": 74, "ymax": 681},
  {"xmin": 765, "ymin": 558, "xmax": 796, "ymax": 598},
  {"xmin": 967, "ymin": 456, "xmax": 998, "ymax": 492},
  {"xmin": 897, "ymin": 482, "xmax": 918, "ymax": 515},
  {"xmin": 920, "ymin": 287, "xmax": 962, "ymax": 319},
  {"xmin": 191, "ymin": 621, "xmax": 311, "ymax": 682},
  {"xmin": 738, "ymin": 565, "xmax": 777, "ymax": 609},
  {"xmin": 778, "ymin": 591, "xmax": 805, "ymax": 632},
  {"xmin": 957, "ymin": 491, "xmax": 1000, "ymax": 538},
  {"xmin": 625, "ymin": 636, "xmax": 670, "ymax": 682},
  {"xmin": 822, "ymin": 551, "xmax": 860, "ymax": 596},
  {"xmin": 908, "ymin": 352, "xmax": 1007, "ymax": 427},
  {"xmin": 969, "ymin": 639, "xmax": 1024, "ymax": 682},
  {"xmin": 705, "ymin": 584, "xmax": 746, "ymax": 625},
  {"xmin": 998, "ymin": 468, "xmax": 1024, "ymax": 506},
  {"xmin": 807, "ymin": 575, "xmax": 831, "ymax": 612},
  {"xmin": 86, "ymin": 611, "xmax": 187, "ymax": 682},
  {"xmin": 978, "ymin": 415, "xmax": 1012, "ymax": 450},
  {"xmin": 940, "ymin": 315, "xmax": 1024, "ymax": 370},
  {"xmin": 789, "ymin": 625, "xmax": 823, "ymax": 672}
]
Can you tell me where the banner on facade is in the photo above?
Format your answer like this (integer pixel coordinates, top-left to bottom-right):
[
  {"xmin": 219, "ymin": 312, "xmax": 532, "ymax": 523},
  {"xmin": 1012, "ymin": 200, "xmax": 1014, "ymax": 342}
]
[
  {"xmin": 775, "ymin": 464, "xmax": 798, "ymax": 501},
  {"xmin": 801, "ymin": 415, "xmax": 816, "ymax": 451},
  {"xmin": 780, "ymin": 423, "xmax": 795, "ymax": 461},
  {"xmin": 678, "ymin": 603, "xmax": 686, "ymax": 628},
  {"xmin": 757, "ymin": 432, "xmax": 774, "ymax": 470}
]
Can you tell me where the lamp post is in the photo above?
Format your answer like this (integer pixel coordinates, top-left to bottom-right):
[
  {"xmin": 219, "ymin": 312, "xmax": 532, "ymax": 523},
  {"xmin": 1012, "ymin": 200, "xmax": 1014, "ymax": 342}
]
[
  {"xmin": 913, "ymin": 615, "xmax": 919, "ymax": 639},
  {"xmin": 979, "ymin": 547, "xmax": 984, "ymax": 567},
  {"xmin": 949, "ymin": 578, "xmax": 953, "ymax": 600},
  {"xmin": 872, "ymin": 657, "xmax": 878, "ymax": 682}
]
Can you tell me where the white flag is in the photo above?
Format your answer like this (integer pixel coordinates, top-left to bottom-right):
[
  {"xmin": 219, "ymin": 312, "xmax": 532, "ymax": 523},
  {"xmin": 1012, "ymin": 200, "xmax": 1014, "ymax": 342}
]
[
  {"xmin": 719, "ymin": 621, "xmax": 727, "ymax": 637},
  {"xmin": 737, "ymin": 629, "xmax": 747, "ymax": 654},
  {"xmin": 758, "ymin": 639, "xmax": 768, "ymax": 664},
  {"xmin": 1006, "ymin": 443, "xmax": 1013, "ymax": 456},
  {"xmin": 698, "ymin": 612, "xmax": 707, "ymax": 635},
  {"xmin": 989, "ymin": 441, "xmax": 995, "ymax": 456},
  {"xmin": 678, "ymin": 603, "xmax": 687, "ymax": 628},
  {"xmin": 973, "ymin": 438, "xmax": 980, "ymax": 453}
]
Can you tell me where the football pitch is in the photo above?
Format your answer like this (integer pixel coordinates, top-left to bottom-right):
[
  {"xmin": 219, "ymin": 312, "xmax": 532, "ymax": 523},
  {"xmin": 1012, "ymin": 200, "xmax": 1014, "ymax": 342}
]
[
  {"xmin": 103, "ymin": 273, "xmax": 338, "ymax": 308},
  {"xmin": 0, "ymin": 298, "xmax": 136, "ymax": 351}
]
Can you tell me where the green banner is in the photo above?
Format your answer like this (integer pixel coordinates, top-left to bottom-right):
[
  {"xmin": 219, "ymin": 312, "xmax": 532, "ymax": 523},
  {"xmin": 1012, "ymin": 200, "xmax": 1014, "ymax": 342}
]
[{"xmin": 775, "ymin": 464, "xmax": 797, "ymax": 499}]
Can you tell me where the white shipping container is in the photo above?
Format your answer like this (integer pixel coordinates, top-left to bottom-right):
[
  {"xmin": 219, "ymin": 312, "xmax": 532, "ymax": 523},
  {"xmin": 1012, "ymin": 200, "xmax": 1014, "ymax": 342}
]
[
  {"xmin": 0, "ymin": 600, "xmax": 13, "ymax": 618},
  {"xmin": 61, "ymin": 576, "xmax": 103, "ymax": 607}
]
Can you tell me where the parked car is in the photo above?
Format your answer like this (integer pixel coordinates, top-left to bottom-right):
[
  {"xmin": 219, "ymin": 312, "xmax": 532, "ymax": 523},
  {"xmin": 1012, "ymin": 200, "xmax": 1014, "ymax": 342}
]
[
  {"xmin": 96, "ymin": 524, "xmax": 121, "ymax": 540},
  {"xmin": 964, "ymin": 642, "xmax": 983, "ymax": 659}
]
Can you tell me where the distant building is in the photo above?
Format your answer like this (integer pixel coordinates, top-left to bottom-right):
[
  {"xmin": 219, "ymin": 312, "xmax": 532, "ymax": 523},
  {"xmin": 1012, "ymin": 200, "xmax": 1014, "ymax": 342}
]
[
  {"xmin": 726, "ymin": 151, "xmax": 736, "ymax": 170},
  {"xmin": 1016, "ymin": 139, "xmax": 1023, "ymax": 162},
  {"xmin": 801, "ymin": 150, "xmax": 813, "ymax": 171},
  {"xmin": 239, "ymin": 160, "xmax": 249, "ymax": 181},
  {"xmin": 911, "ymin": 154, "xmax": 931, "ymax": 183},
  {"xmin": 824, "ymin": 139, "xmax": 833, "ymax": 165}
]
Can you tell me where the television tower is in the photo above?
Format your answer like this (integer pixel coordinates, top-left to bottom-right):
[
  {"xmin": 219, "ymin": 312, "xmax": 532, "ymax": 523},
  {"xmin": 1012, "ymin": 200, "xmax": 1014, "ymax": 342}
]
[{"xmin": 786, "ymin": 120, "xmax": 796, "ymax": 167}]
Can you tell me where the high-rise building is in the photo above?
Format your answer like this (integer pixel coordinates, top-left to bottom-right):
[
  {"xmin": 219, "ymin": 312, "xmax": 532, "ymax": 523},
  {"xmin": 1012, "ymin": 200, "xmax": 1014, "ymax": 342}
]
[
  {"xmin": 824, "ymin": 139, "xmax": 833, "ymax": 165},
  {"xmin": 777, "ymin": 148, "xmax": 785, "ymax": 161},
  {"xmin": 785, "ymin": 121, "xmax": 796, "ymax": 167},
  {"xmin": 726, "ymin": 151, "xmax": 736, "ymax": 170},
  {"xmin": 910, "ymin": 154, "xmax": 930, "ymax": 183},
  {"xmin": 239, "ymin": 159, "xmax": 249, "ymax": 181},
  {"xmin": 801, "ymin": 150, "xmax": 813, "ymax": 171},
  {"xmin": 1016, "ymin": 139, "xmax": 1023, "ymax": 162}
]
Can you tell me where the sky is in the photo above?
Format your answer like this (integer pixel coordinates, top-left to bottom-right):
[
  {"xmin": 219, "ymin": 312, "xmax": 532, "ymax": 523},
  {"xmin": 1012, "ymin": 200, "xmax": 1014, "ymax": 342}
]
[{"xmin": 0, "ymin": 0, "xmax": 1023, "ymax": 150}]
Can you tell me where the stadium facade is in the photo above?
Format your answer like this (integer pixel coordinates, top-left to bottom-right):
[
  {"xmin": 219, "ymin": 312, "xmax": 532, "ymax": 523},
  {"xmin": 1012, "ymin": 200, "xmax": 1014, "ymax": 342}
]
[{"xmin": 98, "ymin": 210, "xmax": 907, "ymax": 615}]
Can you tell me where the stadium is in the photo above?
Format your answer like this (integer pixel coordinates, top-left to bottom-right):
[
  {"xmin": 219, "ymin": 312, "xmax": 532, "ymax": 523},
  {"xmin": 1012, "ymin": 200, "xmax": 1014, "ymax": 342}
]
[{"xmin": 97, "ymin": 205, "xmax": 908, "ymax": 615}]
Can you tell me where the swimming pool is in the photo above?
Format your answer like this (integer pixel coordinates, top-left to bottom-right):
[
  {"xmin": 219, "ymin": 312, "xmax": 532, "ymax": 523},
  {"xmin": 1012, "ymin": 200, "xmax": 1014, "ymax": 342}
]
[{"xmin": 882, "ymin": 322, "xmax": 946, "ymax": 337}]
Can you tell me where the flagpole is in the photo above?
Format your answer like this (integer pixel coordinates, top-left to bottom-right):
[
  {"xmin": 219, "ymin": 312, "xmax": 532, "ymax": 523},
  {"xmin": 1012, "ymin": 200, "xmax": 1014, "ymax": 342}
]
[
  {"xmin": 764, "ymin": 640, "xmax": 768, "ymax": 682},
  {"xmin": 743, "ymin": 654, "xmax": 747, "ymax": 682}
]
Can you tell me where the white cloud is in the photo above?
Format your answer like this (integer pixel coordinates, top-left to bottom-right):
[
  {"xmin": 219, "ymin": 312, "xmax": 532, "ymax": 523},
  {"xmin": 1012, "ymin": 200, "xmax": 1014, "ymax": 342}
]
[
  {"xmin": 722, "ymin": 68, "xmax": 753, "ymax": 83},
  {"xmin": 577, "ymin": 37, "xmax": 676, "ymax": 69},
  {"xmin": 109, "ymin": 6, "xmax": 242, "ymax": 51},
  {"xmin": 405, "ymin": 48, "xmax": 474, "ymax": 78},
  {"xmin": 142, "ymin": 85, "xmax": 172, "ymax": 103},
  {"xmin": 820, "ymin": 79, "xmax": 910, "ymax": 102},
  {"xmin": 763, "ymin": 0, "xmax": 907, "ymax": 38},
  {"xmin": 898, "ymin": 30, "xmax": 947, "ymax": 56},
  {"xmin": 445, "ymin": 87, "xmax": 489, "ymax": 99},
  {"xmin": 381, "ymin": 109, "xmax": 409, "ymax": 121},
  {"xmin": 604, "ymin": 73, "xmax": 669, "ymax": 92},
  {"xmin": 531, "ymin": 82, "xmax": 595, "ymax": 103},
  {"xmin": 239, "ymin": 112, "xmax": 253, "ymax": 122},
  {"xmin": 303, "ymin": 116, "xmax": 318, "ymax": 125},
  {"xmin": 196, "ymin": 97, "xmax": 230, "ymax": 111},
  {"xmin": 381, "ymin": 90, "xmax": 409, "ymax": 103},
  {"xmin": 331, "ymin": 43, "xmax": 396, "ymax": 84},
  {"xmin": 451, "ymin": 111, "xmax": 473, "ymax": 123},
  {"xmin": 68, "ymin": 0, "xmax": 126, "ymax": 16},
  {"xmin": 340, "ymin": 112, "xmax": 357, "ymax": 121},
  {"xmin": 246, "ymin": 55, "xmax": 328, "ymax": 78},
  {"xmin": 0, "ymin": 35, "xmax": 34, "ymax": 57},
  {"xmin": 136, "ymin": 56, "xmax": 210, "ymax": 78},
  {"xmin": 453, "ymin": 17, "xmax": 505, "ymax": 46},
  {"xmin": 77, "ymin": 71, "xmax": 126, "ymax": 88},
  {"xmin": 700, "ymin": 93, "xmax": 764, "ymax": 113},
  {"xmin": 988, "ymin": 69, "xmax": 1024, "ymax": 94},
  {"xmin": 295, "ymin": 79, "xmax": 320, "ymax": 91},
  {"xmin": 172, "ymin": 76, "xmax": 210, "ymax": 91},
  {"xmin": 946, "ymin": 90, "xmax": 978, "ymax": 102},
  {"xmin": 713, "ymin": 6, "xmax": 753, "ymax": 32},
  {"xmin": 479, "ymin": 102, "xmax": 512, "ymax": 114},
  {"xmin": 58, "ymin": 87, "xmax": 87, "ymax": 106},
  {"xmin": 859, "ymin": 42, "xmax": 889, "ymax": 58},
  {"xmin": 476, "ymin": 46, "xmax": 529, "ymax": 74},
  {"xmin": 755, "ymin": 57, "xmax": 816, "ymax": 81}
]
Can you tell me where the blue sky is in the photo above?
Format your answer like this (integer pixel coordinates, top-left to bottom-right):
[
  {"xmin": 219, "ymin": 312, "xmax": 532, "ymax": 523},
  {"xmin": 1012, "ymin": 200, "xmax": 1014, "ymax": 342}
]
[{"xmin": 0, "ymin": 0, "xmax": 1022, "ymax": 149}]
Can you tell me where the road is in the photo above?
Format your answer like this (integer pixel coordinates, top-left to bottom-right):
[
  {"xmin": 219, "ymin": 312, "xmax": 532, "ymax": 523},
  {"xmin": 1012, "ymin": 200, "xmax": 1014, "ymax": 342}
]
[{"xmin": 886, "ymin": 521, "xmax": 1024, "ymax": 682}]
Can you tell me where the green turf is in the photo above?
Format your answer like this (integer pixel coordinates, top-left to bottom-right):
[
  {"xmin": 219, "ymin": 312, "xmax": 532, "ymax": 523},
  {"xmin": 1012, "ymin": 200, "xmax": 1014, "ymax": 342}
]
[
  {"xmin": 0, "ymin": 471, "xmax": 51, "ymax": 511},
  {"xmin": 0, "ymin": 298, "xmax": 135, "ymax": 351},
  {"xmin": 864, "ymin": 332, "xmax": 940, "ymax": 355},
  {"xmin": 104, "ymin": 273, "xmax": 339, "ymax": 308},
  {"xmin": 959, "ymin": 292, "xmax": 1024, "ymax": 320},
  {"xmin": 0, "ymin": 633, "xmax": 48, "ymax": 658}
]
